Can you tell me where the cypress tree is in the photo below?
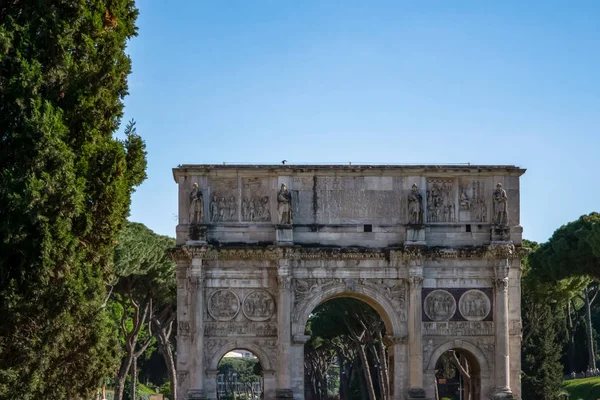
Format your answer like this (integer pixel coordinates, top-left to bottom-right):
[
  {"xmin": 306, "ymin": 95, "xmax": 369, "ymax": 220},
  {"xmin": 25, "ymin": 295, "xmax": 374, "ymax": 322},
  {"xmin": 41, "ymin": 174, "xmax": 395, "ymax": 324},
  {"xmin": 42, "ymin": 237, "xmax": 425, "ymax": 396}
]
[{"xmin": 0, "ymin": 1, "xmax": 146, "ymax": 398}]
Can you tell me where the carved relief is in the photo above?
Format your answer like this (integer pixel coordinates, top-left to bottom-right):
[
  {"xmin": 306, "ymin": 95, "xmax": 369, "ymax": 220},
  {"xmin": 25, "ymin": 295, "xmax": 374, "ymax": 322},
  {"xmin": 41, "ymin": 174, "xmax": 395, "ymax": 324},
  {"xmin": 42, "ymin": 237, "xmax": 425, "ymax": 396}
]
[
  {"xmin": 492, "ymin": 183, "xmax": 508, "ymax": 226},
  {"xmin": 509, "ymin": 320, "xmax": 523, "ymax": 336},
  {"xmin": 242, "ymin": 290, "xmax": 275, "ymax": 321},
  {"xmin": 424, "ymin": 290, "xmax": 456, "ymax": 321},
  {"xmin": 407, "ymin": 183, "xmax": 423, "ymax": 225},
  {"xmin": 204, "ymin": 321, "xmax": 277, "ymax": 337},
  {"xmin": 458, "ymin": 290, "xmax": 491, "ymax": 321},
  {"xmin": 293, "ymin": 278, "xmax": 336, "ymax": 314},
  {"xmin": 494, "ymin": 277, "xmax": 509, "ymax": 292},
  {"xmin": 277, "ymin": 183, "xmax": 292, "ymax": 224},
  {"xmin": 178, "ymin": 320, "xmax": 191, "ymax": 335},
  {"xmin": 426, "ymin": 179, "xmax": 455, "ymax": 223},
  {"xmin": 422, "ymin": 321, "xmax": 494, "ymax": 336},
  {"xmin": 209, "ymin": 194, "xmax": 237, "ymax": 222},
  {"xmin": 208, "ymin": 289, "xmax": 240, "ymax": 321},
  {"xmin": 189, "ymin": 183, "xmax": 204, "ymax": 224},
  {"xmin": 458, "ymin": 181, "xmax": 487, "ymax": 222},
  {"xmin": 242, "ymin": 196, "xmax": 271, "ymax": 222}
]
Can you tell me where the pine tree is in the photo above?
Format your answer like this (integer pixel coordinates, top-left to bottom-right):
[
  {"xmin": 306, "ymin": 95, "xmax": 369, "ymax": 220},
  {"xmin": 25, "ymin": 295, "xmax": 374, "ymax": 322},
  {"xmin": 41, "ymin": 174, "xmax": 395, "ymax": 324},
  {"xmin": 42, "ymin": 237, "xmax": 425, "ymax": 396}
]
[
  {"xmin": 521, "ymin": 240, "xmax": 565, "ymax": 400},
  {"xmin": 0, "ymin": 1, "xmax": 146, "ymax": 398}
]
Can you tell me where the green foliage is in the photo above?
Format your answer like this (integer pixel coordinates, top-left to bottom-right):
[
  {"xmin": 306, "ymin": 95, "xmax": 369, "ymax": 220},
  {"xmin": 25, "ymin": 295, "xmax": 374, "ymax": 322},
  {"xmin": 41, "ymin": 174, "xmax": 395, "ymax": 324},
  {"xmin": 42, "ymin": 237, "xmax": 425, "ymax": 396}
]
[
  {"xmin": 0, "ymin": 1, "xmax": 145, "ymax": 398},
  {"xmin": 530, "ymin": 213, "xmax": 600, "ymax": 281},
  {"xmin": 521, "ymin": 240, "xmax": 566, "ymax": 400},
  {"xmin": 563, "ymin": 376, "xmax": 600, "ymax": 400}
]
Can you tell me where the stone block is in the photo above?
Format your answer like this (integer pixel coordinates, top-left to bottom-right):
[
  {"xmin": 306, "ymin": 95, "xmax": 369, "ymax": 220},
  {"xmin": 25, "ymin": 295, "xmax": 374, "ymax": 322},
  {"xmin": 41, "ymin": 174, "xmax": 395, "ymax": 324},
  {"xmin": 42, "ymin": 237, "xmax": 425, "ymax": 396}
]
[{"xmin": 276, "ymin": 225, "xmax": 293, "ymax": 245}]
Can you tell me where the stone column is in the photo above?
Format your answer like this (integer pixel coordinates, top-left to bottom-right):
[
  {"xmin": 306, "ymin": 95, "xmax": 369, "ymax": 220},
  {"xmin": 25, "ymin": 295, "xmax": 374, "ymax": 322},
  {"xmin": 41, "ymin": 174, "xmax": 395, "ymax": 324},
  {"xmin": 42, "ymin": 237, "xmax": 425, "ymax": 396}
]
[
  {"xmin": 408, "ymin": 263, "xmax": 427, "ymax": 399},
  {"xmin": 173, "ymin": 251, "xmax": 192, "ymax": 400},
  {"xmin": 276, "ymin": 258, "xmax": 293, "ymax": 400},
  {"xmin": 385, "ymin": 336, "xmax": 408, "ymax": 400},
  {"xmin": 493, "ymin": 259, "xmax": 513, "ymax": 399},
  {"xmin": 187, "ymin": 256, "xmax": 207, "ymax": 400}
]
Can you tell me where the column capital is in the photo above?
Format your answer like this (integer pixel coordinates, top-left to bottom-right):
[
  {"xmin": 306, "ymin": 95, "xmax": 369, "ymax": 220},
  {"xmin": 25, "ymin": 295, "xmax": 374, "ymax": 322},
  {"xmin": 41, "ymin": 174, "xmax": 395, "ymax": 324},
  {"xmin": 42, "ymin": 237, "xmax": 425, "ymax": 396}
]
[{"xmin": 494, "ymin": 277, "xmax": 509, "ymax": 292}]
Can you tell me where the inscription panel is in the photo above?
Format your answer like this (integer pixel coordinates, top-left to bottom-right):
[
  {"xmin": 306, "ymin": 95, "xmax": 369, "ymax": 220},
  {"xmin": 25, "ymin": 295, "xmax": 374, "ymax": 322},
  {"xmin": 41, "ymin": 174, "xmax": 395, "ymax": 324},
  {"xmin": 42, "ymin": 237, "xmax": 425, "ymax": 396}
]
[{"xmin": 422, "ymin": 321, "xmax": 495, "ymax": 336}]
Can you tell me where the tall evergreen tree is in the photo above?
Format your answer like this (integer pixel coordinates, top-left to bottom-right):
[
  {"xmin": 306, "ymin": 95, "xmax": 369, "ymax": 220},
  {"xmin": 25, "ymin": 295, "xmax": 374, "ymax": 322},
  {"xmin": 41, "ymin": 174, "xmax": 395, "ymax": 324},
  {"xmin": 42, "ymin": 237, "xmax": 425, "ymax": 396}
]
[
  {"xmin": 521, "ymin": 240, "xmax": 565, "ymax": 400},
  {"xmin": 0, "ymin": 1, "xmax": 145, "ymax": 398}
]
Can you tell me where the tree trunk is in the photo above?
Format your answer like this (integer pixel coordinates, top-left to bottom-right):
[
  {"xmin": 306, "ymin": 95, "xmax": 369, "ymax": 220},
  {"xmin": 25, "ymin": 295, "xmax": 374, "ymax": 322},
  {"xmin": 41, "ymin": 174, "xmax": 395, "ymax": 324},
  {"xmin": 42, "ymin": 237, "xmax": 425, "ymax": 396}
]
[
  {"xmin": 114, "ymin": 351, "xmax": 134, "ymax": 400},
  {"xmin": 153, "ymin": 315, "xmax": 177, "ymax": 400},
  {"xmin": 585, "ymin": 286, "xmax": 597, "ymax": 370},
  {"xmin": 131, "ymin": 356, "xmax": 137, "ymax": 400},
  {"xmin": 357, "ymin": 344, "xmax": 376, "ymax": 400},
  {"xmin": 567, "ymin": 302, "xmax": 576, "ymax": 374}
]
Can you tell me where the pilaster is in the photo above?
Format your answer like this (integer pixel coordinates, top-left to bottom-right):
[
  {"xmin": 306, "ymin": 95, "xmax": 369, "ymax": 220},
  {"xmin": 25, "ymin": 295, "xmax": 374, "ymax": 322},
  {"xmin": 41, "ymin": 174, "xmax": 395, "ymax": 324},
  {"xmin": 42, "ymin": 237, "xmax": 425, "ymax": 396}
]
[
  {"xmin": 493, "ymin": 258, "xmax": 513, "ymax": 399},
  {"xmin": 188, "ymin": 254, "xmax": 207, "ymax": 400},
  {"xmin": 277, "ymin": 258, "xmax": 293, "ymax": 398},
  {"xmin": 407, "ymin": 257, "xmax": 428, "ymax": 399}
]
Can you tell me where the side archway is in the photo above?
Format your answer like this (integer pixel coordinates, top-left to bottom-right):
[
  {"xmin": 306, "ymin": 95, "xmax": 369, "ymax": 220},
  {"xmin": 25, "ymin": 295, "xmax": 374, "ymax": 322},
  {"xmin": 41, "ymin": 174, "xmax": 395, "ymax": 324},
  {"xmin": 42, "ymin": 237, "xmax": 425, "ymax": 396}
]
[
  {"xmin": 208, "ymin": 341, "xmax": 274, "ymax": 371},
  {"xmin": 424, "ymin": 339, "xmax": 492, "ymax": 400},
  {"xmin": 205, "ymin": 341, "xmax": 276, "ymax": 400}
]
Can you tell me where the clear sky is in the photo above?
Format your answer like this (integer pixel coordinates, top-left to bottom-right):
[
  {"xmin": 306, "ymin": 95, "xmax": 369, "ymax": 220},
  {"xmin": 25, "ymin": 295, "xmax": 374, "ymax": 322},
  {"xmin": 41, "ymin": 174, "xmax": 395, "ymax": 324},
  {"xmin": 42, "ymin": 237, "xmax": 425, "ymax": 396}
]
[{"xmin": 119, "ymin": 0, "xmax": 600, "ymax": 243}]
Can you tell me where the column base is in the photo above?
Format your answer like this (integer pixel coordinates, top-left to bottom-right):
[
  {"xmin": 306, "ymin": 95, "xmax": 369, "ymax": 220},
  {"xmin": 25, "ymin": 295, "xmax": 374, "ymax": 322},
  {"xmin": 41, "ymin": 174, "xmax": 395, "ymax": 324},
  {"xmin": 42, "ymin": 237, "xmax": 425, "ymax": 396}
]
[
  {"xmin": 276, "ymin": 388, "xmax": 294, "ymax": 399},
  {"xmin": 186, "ymin": 389, "xmax": 207, "ymax": 400},
  {"xmin": 407, "ymin": 388, "xmax": 429, "ymax": 399},
  {"xmin": 492, "ymin": 388, "xmax": 513, "ymax": 399}
]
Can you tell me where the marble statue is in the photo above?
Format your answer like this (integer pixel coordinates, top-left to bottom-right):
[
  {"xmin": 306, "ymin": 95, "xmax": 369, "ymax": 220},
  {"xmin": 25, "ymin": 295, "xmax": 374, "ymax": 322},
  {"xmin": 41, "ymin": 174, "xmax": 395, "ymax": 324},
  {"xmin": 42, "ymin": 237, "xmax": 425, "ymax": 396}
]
[
  {"xmin": 408, "ymin": 183, "xmax": 423, "ymax": 225},
  {"xmin": 493, "ymin": 183, "xmax": 508, "ymax": 226},
  {"xmin": 277, "ymin": 183, "xmax": 292, "ymax": 225},
  {"xmin": 189, "ymin": 183, "xmax": 204, "ymax": 224}
]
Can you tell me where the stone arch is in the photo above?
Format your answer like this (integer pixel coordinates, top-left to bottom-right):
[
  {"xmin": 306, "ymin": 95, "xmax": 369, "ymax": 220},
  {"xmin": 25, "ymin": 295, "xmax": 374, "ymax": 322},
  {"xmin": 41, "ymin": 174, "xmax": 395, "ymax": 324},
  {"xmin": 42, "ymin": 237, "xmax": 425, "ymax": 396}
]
[
  {"xmin": 208, "ymin": 340, "xmax": 274, "ymax": 371},
  {"xmin": 425, "ymin": 339, "xmax": 490, "ymax": 377},
  {"xmin": 292, "ymin": 282, "xmax": 404, "ymax": 337}
]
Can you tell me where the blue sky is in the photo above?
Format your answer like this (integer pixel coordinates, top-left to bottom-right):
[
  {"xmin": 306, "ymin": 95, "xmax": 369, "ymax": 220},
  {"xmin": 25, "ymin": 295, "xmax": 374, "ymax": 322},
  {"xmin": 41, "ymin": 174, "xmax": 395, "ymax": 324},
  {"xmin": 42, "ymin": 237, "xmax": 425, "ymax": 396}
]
[{"xmin": 120, "ymin": 0, "xmax": 599, "ymax": 243}]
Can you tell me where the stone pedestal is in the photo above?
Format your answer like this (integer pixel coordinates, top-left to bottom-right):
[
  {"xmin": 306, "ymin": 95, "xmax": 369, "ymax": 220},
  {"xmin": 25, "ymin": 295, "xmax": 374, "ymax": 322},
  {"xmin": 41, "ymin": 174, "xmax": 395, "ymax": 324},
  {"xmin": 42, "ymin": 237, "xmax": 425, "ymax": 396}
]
[
  {"xmin": 187, "ymin": 223, "xmax": 207, "ymax": 243},
  {"xmin": 407, "ymin": 388, "xmax": 428, "ymax": 399},
  {"xmin": 186, "ymin": 389, "xmax": 207, "ymax": 400},
  {"xmin": 276, "ymin": 225, "xmax": 293, "ymax": 245},
  {"xmin": 491, "ymin": 225, "xmax": 510, "ymax": 242},
  {"xmin": 275, "ymin": 389, "xmax": 294, "ymax": 399},
  {"xmin": 405, "ymin": 226, "xmax": 426, "ymax": 246}
]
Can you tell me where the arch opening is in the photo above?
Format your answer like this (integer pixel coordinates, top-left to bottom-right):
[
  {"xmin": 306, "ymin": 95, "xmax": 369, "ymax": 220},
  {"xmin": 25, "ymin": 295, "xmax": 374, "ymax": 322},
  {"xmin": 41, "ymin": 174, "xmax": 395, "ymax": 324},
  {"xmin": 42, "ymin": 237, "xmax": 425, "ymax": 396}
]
[
  {"xmin": 215, "ymin": 348, "xmax": 263, "ymax": 400},
  {"xmin": 433, "ymin": 348, "xmax": 482, "ymax": 400},
  {"xmin": 304, "ymin": 296, "xmax": 393, "ymax": 400}
]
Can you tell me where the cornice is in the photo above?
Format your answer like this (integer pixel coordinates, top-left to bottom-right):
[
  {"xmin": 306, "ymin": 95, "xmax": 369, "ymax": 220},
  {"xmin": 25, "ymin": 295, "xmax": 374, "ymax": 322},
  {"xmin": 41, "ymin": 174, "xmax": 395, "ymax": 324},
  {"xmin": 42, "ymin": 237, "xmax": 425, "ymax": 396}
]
[{"xmin": 169, "ymin": 244, "xmax": 529, "ymax": 262}]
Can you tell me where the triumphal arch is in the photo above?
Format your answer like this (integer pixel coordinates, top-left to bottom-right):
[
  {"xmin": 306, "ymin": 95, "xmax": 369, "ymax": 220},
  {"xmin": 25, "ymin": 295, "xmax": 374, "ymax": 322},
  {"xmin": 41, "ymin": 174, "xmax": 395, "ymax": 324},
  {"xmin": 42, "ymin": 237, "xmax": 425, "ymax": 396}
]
[{"xmin": 171, "ymin": 164, "xmax": 526, "ymax": 400}]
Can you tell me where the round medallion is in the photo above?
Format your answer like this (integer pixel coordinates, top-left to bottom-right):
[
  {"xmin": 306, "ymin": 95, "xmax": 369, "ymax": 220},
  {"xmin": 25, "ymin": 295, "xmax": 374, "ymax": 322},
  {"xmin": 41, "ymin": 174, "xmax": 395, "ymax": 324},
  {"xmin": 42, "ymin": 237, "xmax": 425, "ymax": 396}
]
[
  {"xmin": 424, "ymin": 290, "xmax": 456, "ymax": 321},
  {"xmin": 458, "ymin": 290, "xmax": 491, "ymax": 321},
  {"xmin": 208, "ymin": 289, "xmax": 240, "ymax": 321},
  {"xmin": 242, "ymin": 290, "xmax": 275, "ymax": 321}
]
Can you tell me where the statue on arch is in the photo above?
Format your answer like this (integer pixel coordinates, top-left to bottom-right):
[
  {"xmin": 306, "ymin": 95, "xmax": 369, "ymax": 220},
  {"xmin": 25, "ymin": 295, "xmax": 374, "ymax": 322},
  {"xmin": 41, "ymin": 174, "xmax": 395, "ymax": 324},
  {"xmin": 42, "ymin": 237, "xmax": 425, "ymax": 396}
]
[
  {"xmin": 277, "ymin": 183, "xmax": 292, "ymax": 225},
  {"xmin": 408, "ymin": 183, "xmax": 423, "ymax": 225},
  {"xmin": 492, "ymin": 183, "xmax": 508, "ymax": 226},
  {"xmin": 189, "ymin": 183, "xmax": 204, "ymax": 224}
]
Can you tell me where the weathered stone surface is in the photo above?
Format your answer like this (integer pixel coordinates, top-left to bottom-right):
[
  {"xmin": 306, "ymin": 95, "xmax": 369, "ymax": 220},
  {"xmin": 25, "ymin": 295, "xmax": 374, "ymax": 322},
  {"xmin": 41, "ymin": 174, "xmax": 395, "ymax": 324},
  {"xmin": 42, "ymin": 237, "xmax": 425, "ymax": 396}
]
[{"xmin": 172, "ymin": 164, "xmax": 525, "ymax": 400}]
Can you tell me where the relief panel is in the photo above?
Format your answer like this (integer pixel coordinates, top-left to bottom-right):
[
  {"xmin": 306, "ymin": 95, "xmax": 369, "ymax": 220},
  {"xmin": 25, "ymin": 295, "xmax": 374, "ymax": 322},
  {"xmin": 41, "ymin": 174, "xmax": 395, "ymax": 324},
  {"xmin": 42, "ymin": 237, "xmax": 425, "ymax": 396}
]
[
  {"xmin": 241, "ymin": 177, "xmax": 272, "ymax": 222},
  {"xmin": 426, "ymin": 178, "xmax": 456, "ymax": 223},
  {"xmin": 208, "ymin": 178, "xmax": 238, "ymax": 222},
  {"xmin": 458, "ymin": 180, "xmax": 488, "ymax": 223}
]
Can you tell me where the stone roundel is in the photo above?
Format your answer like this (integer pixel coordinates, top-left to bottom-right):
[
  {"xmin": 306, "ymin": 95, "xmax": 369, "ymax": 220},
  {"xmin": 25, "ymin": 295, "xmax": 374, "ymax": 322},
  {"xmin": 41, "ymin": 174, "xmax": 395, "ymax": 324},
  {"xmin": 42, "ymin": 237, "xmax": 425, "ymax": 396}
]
[
  {"xmin": 242, "ymin": 290, "xmax": 275, "ymax": 322},
  {"xmin": 424, "ymin": 290, "xmax": 456, "ymax": 321},
  {"xmin": 208, "ymin": 289, "xmax": 240, "ymax": 321},
  {"xmin": 458, "ymin": 289, "xmax": 491, "ymax": 321}
]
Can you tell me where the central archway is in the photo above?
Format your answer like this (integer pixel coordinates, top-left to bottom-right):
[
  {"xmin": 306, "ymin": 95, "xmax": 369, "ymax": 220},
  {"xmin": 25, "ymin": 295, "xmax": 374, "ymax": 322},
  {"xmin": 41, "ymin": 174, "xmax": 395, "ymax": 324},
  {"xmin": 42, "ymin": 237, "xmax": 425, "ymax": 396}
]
[{"xmin": 290, "ymin": 281, "xmax": 408, "ymax": 400}]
